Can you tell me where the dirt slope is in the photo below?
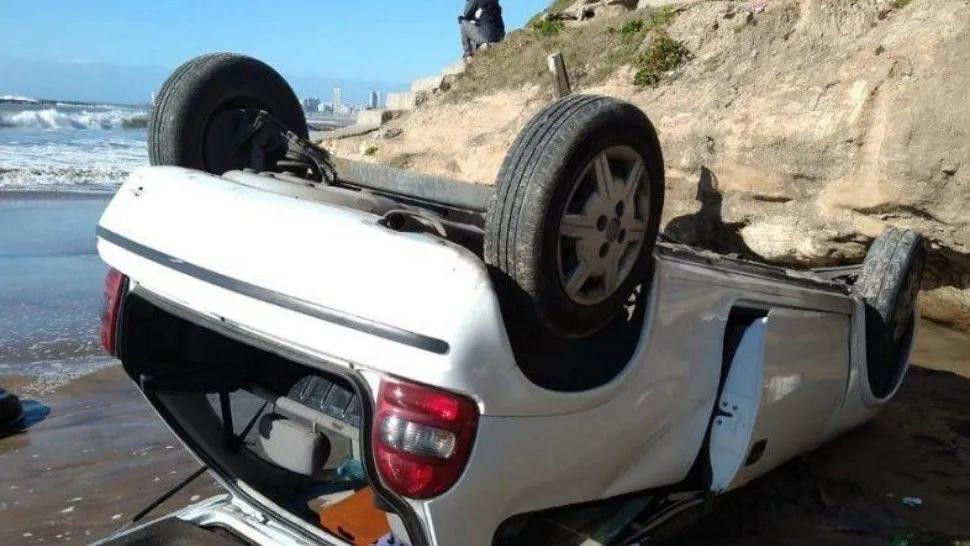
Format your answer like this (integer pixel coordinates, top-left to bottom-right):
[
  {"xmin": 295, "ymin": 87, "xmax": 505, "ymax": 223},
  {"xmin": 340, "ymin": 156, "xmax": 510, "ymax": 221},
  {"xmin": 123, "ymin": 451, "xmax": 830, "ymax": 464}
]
[{"xmin": 323, "ymin": 0, "xmax": 970, "ymax": 329}]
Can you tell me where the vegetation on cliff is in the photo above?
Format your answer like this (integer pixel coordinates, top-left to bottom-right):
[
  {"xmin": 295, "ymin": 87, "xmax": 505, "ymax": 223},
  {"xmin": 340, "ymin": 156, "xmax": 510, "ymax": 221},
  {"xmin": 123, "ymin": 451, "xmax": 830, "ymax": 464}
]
[{"xmin": 448, "ymin": 5, "xmax": 687, "ymax": 100}]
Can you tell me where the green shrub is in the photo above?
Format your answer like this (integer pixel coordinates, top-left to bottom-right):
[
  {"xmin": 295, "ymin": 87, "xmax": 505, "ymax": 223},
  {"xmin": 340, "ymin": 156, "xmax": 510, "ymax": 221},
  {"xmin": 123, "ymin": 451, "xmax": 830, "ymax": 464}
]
[
  {"xmin": 530, "ymin": 18, "xmax": 565, "ymax": 37},
  {"xmin": 364, "ymin": 145, "xmax": 379, "ymax": 156},
  {"xmin": 445, "ymin": 5, "xmax": 683, "ymax": 101},
  {"xmin": 618, "ymin": 19, "xmax": 645, "ymax": 42},
  {"xmin": 633, "ymin": 33, "xmax": 690, "ymax": 87},
  {"xmin": 613, "ymin": 6, "xmax": 678, "ymax": 43}
]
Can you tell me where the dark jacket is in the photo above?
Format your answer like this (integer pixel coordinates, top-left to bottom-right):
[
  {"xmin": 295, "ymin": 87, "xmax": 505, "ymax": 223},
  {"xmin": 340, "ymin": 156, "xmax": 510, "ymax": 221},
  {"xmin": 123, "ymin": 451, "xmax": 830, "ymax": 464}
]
[{"xmin": 462, "ymin": 0, "xmax": 505, "ymax": 42}]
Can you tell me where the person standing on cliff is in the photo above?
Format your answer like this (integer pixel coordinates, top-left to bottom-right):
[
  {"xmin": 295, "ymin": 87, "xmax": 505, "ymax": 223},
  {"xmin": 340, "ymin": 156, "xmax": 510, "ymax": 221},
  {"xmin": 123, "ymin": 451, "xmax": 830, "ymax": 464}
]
[{"xmin": 459, "ymin": 0, "xmax": 505, "ymax": 59}]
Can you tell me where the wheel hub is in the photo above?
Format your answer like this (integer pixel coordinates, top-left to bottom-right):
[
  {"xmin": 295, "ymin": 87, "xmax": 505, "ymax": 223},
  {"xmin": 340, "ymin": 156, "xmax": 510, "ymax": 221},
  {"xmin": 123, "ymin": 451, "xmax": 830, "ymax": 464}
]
[
  {"xmin": 605, "ymin": 218, "xmax": 621, "ymax": 242},
  {"xmin": 557, "ymin": 146, "xmax": 651, "ymax": 306}
]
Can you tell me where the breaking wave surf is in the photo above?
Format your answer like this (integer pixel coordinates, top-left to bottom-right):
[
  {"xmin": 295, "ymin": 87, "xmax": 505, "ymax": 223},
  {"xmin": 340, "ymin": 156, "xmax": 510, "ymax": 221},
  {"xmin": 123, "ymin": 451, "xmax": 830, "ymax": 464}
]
[
  {"xmin": 0, "ymin": 136, "xmax": 148, "ymax": 191},
  {"xmin": 0, "ymin": 108, "xmax": 149, "ymax": 130},
  {"xmin": 0, "ymin": 164, "xmax": 135, "ymax": 190}
]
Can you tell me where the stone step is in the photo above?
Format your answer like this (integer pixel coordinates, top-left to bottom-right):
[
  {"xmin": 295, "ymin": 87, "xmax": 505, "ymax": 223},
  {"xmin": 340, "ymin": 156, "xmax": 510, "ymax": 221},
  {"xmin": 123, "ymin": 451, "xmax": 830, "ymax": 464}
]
[
  {"xmin": 356, "ymin": 109, "xmax": 392, "ymax": 126},
  {"xmin": 386, "ymin": 91, "xmax": 417, "ymax": 111},
  {"xmin": 411, "ymin": 74, "xmax": 446, "ymax": 94},
  {"xmin": 385, "ymin": 59, "xmax": 467, "ymax": 112}
]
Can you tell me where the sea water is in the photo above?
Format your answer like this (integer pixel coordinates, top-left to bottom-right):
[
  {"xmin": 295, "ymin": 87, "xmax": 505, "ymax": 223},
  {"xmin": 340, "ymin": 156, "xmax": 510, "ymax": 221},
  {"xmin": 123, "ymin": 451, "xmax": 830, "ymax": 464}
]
[
  {"xmin": 0, "ymin": 100, "xmax": 148, "ymax": 390},
  {"xmin": 0, "ymin": 101, "xmax": 148, "ymax": 193}
]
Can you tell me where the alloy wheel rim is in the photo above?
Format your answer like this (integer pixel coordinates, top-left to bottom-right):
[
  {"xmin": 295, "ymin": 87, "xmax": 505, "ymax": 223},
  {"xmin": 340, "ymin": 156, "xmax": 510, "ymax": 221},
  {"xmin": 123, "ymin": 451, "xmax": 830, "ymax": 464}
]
[{"xmin": 557, "ymin": 145, "xmax": 650, "ymax": 306}]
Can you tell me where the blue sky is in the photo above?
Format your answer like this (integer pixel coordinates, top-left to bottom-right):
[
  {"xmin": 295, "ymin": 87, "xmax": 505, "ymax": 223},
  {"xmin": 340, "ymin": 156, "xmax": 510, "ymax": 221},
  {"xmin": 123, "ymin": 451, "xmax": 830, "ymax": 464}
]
[{"xmin": 0, "ymin": 0, "xmax": 550, "ymax": 104}]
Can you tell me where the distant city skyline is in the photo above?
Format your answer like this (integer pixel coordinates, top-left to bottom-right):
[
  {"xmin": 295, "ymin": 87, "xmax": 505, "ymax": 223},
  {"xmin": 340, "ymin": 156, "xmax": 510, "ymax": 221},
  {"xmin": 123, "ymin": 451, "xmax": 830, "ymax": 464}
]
[
  {"xmin": 0, "ymin": 0, "xmax": 550, "ymax": 104},
  {"xmin": 0, "ymin": 56, "xmax": 403, "ymax": 107}
]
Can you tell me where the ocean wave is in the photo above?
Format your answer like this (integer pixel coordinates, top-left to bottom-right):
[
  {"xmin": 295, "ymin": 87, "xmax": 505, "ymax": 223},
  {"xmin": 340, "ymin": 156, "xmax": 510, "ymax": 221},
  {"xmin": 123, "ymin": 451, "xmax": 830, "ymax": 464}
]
[
  {"xmin": 0, "ymin": 108, "xmax": 148, "ymax": 130},
  {"xmin": 0, "ymin": 94, "xmax": 38, "ymax": 103},
  {"xmin": 0, "ymin": 164, "xmax": 134, "ymax": 189}
]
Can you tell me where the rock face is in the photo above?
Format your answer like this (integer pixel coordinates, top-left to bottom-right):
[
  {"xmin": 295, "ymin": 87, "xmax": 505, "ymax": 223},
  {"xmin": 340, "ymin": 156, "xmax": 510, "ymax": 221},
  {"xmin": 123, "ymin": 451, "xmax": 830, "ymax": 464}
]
[
  {"xmin": 554, "ymin": 0, "xmax": 640, "ymax": 22},
  {"xmin": 644, "ymin": 0, "xmax": 970, "ymax": 330},
  {"xmin": 323, "ymin": 0, "xmax": 970, "ymax": 330}
]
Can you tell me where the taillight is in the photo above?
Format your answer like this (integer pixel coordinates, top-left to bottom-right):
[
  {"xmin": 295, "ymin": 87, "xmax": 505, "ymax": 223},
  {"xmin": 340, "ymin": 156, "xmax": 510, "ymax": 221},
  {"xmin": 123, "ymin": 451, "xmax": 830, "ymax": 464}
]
[
  {"xmin": 372, "ymin": 378, "xmax": 478, "ymax": 499},
  {"xmin": 100, "ymin": 268, "xmax": 127, "ymax": 355}
]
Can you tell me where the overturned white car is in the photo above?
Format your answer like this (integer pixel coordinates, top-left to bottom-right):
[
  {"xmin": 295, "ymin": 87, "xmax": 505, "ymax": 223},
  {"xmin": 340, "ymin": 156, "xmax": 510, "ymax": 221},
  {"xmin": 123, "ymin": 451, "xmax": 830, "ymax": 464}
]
[{"xmin": 95, "ymin": 54, "xmax": 925, "ymax": 546}]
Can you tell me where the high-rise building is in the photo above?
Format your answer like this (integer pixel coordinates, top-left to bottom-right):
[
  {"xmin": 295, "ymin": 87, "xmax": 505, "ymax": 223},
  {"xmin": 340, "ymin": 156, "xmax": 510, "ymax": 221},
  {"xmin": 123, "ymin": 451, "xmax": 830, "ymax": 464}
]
[
  {"xmin": 368, "ymin": 91, "xmax": 379, "ymax": 109},
  {"xmin": 332, "ymin": 86, "xmax": 343, "ymax": 113},
  {"xmin": 301, "ymin": 97, "xmax": 321, "ymax": 112}
]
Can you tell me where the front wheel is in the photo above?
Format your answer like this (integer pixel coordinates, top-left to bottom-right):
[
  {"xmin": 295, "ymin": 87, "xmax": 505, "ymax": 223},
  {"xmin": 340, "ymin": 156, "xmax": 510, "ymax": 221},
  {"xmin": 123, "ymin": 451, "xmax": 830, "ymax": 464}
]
[{"xmin": 485, "ymin": 95, "xmax": 665, "ymax": 338}]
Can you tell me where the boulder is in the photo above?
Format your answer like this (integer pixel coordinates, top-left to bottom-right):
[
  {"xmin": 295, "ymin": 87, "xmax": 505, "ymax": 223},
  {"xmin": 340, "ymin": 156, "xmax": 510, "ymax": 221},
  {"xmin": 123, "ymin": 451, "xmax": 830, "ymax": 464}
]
[
  {"xmin": 556, "ymin": 0, "xmax": 639, "ymax": 21},
  {"xmin": 641, "ymin": 0, "xmax": 970, "ymax": 328}
]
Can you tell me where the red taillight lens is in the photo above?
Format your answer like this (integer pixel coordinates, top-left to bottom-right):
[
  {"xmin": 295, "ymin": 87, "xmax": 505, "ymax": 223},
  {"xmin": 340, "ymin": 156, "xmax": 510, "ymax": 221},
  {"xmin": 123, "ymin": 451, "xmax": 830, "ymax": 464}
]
[
  {"xmin": 100, "ymin": 268, "xmax": 127, "ymax": 355},
  {"xmin": 372, "ymin": 378, "xmax": 479, "ymax": 499}
]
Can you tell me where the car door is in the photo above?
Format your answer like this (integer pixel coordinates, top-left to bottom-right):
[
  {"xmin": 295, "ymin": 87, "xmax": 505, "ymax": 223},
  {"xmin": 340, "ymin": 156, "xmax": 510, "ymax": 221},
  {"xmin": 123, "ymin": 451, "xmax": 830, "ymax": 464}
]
[{"xmin": 709, "ymin": 307, "xmax": 851, "ymax": 492}]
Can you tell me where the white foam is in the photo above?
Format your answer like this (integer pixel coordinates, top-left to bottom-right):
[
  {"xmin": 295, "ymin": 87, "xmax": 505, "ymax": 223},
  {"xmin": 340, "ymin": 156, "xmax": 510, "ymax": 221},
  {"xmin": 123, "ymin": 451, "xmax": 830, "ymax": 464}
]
[
  {"xmin": 0, "ymin": 137, "xmax": 147, "ymax": 190},
  {"xmin": 0, "ymin": 94, "xmax": 38, "ymax": 103},
  {"xmin": 0, "ymin": 108, "xmax": 148, "ymax": 130}
]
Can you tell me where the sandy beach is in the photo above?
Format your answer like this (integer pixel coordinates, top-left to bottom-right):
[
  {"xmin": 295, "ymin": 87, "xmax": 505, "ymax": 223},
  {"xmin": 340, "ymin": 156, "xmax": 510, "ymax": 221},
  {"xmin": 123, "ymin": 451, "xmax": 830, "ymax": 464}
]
[
  {"xmin": 0, "ymin": 193, "xmax": 967, "ymax": 545},
  {"xmin": 0, "ymin": 366, "xmax": 221, "ymax": 544}
]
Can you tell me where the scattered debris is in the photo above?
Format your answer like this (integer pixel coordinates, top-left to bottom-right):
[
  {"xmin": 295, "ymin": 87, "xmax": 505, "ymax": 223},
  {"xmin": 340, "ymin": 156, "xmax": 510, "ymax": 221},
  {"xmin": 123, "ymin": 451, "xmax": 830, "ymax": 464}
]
[{"xmin": 901, "ymin": 496, "xmax": 924, "ymax": 508}]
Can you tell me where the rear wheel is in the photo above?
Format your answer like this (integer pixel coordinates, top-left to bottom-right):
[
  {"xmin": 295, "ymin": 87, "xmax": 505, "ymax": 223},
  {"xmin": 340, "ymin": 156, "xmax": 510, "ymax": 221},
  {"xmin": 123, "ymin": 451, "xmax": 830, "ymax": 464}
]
[
  {"xmin": 854, "ymin": 227, "xmax": 926, "ymax": 398},
  {"xmin": 149, "ymin": 53, "xmax": 307, "ymax": 175},
  {"xmin": 485, "ymin": 95, "xmax": 665, "ymax": 338}
]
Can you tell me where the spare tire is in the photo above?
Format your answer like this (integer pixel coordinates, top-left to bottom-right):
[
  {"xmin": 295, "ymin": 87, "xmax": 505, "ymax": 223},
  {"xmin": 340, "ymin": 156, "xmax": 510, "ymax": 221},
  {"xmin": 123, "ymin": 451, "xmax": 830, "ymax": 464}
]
[
  {"xmin": 854, "ymin": 227, "xmax": 926, "ymax": 399},
  {"xmin": 485, "ymin": 95, "xmax": 665, "ymax": 338},
  {"xmin": 149, "ymin": 53, "xmax": 307, "ymax": 175}
]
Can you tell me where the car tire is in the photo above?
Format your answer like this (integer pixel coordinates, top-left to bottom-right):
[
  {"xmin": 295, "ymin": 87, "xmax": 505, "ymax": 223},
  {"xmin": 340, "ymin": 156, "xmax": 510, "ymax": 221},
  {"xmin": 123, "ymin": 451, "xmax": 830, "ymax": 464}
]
[
  {"xmin": 854, "ymin": 227, "xmax": 926, "ymax": 398},
  {"xmin": 484, "ymin": 95, "xmax": 665, "ymax": 338},
  {"xmin": 149, "ymin": 53, "xmax": 307, "ymax": 175}
]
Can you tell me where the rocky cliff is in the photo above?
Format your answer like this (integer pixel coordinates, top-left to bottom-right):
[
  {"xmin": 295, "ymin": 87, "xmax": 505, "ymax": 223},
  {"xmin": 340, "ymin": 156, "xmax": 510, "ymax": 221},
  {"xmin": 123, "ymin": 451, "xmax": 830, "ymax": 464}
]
[{"xmin": 323, "ymin": 0, "xmax": 970, "ymax": 330}]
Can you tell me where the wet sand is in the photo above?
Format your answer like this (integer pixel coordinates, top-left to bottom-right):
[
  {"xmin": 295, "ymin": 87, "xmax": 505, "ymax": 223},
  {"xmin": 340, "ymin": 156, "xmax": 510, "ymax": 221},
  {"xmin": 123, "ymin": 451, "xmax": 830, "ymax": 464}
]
[{"xmin": 0, "ymin": 365, "xmax": 221, "ymax": 544}]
